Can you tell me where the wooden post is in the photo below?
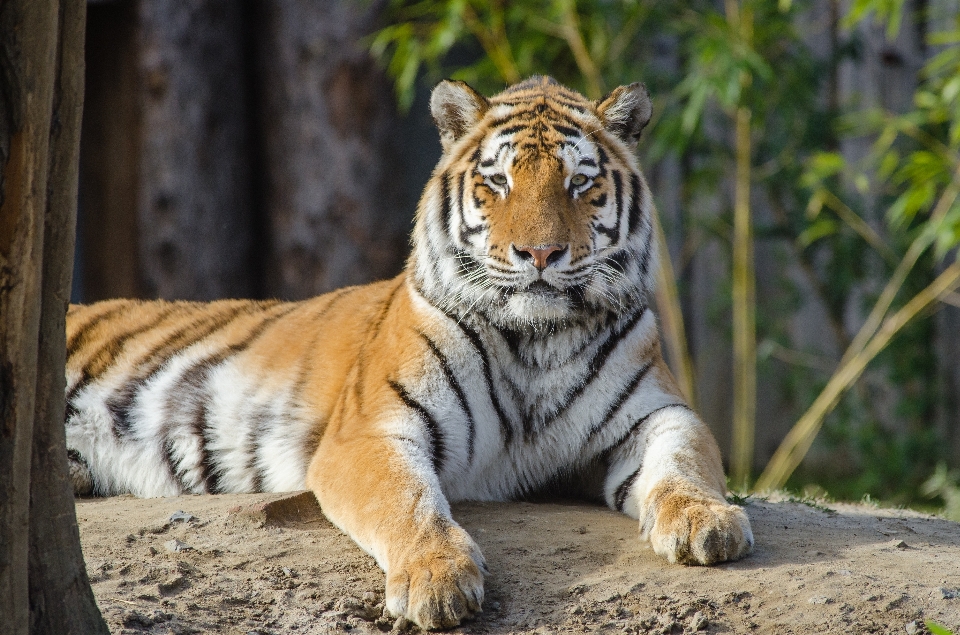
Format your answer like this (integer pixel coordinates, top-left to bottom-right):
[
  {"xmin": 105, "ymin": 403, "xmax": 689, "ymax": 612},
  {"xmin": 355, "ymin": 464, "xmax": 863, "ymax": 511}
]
[{"xmin": 0, "ymin": 1, "xmax": 109, "ymax": 632}]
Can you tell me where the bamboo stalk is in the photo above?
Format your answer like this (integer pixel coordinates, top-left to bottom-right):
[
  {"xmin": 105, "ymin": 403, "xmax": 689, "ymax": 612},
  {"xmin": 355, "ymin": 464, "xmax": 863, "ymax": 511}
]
[
  {"xmin": 818, "ymin": 189, "xmax": 898, "ymax": 265},
  {"xmin": 754, "ymin": 259, "xmax": 960, "ymax": 491},
  {"xmin": 730, "ymin": 101, "xmax": 756, "ymax": 489},
  {"xmin": 558, "ymin": 0, "xmax": 604, "ymax": 99},
  {"xmin": 728, "ymin": 0, "xmax": 756, "ymax": 489},
  {"xmin": 462, "ymin": 3, "xmax": 521, "ymax": 84},
  {"xmin": 837, "ymin": 161, "xmax": 960, "ymax": 370}
]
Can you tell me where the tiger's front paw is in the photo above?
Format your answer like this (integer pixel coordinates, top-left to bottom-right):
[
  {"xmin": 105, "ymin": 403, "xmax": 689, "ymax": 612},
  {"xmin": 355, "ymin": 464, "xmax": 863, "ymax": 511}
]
[
  {"xmin": 384, "ymin": 526, "xmax": 486, "ymax": 630},
  {"xmin": 643, "ymin": 479, "xmax": 753, "ymax": 566}
]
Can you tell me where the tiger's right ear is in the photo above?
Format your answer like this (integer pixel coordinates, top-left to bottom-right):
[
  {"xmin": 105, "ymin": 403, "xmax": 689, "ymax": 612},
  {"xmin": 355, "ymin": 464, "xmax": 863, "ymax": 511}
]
[{"xmin": 430, "ymin": 80, "xmax": 489, "ymax": 152}]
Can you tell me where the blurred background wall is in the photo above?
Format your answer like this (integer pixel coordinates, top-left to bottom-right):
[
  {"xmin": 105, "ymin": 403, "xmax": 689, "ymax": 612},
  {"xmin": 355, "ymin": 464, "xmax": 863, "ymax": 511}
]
[
  {"xmin": 74, "ymin": 0, "xmax": 960, "ymax": 506},
  {"xmin": 76, "ymin": 0, "xmax": 438, "ymax": 304}
]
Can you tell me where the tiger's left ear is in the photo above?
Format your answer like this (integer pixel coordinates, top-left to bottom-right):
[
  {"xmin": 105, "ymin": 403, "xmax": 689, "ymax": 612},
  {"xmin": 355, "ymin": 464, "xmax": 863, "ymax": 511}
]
[
  {"xmin": 595, "ymin": 83, "xmax": 652, "ymax": 149},
  {"xmin": 431, "ymin": 80, "xmax": 490, "ymax": 152}
]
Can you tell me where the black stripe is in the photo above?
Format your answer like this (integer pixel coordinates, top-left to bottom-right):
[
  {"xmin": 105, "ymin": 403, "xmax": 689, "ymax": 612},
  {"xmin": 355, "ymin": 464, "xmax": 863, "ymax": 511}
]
[
  {"xmin": 117, "ymin": 304, "xmax": 287, "ymax": 489},
  {"xmin": 168, "ymin": 304, "xmax": 301, "ymax": 492},
  {"xmin": 552, "ymin": 124, "xmax": 581, "ymax": 138},
  {"xmin": 558, "ymin": 102, "xmax": 587, "ymax": 113},
  {"xmin": 496, "ymin": 324, "xmax": 526, "ymax": 365},
  {"xmin": 490, "ymin": 113, "xmax": 533, "ymax": 128},
  {"xmin": 579, "ymin": 158, "xmax": 597, "ymax": 168},
  {"xmin": 389, "ymin": 380, "xmax": 446, "ymax": 473},
  {"xmin": 105, "ymin": 305, "xmax": 252, "ymax": 438},
  {"xmin": 604, "ymin": 250, "xmax": 631, "ymax": 278},
  {"xmin": 368, "ymin": 282, "xmax": 401, "ymax": 338},
  {"xmin": 456, "ymin": 171, "xmax": 486, "ymax": 245},
  {"xmin": 420, "ymin": 332, "xmax": 476, "ymax": 465},
  {"xmin": 453, "ymin": 250, "xmax": 483, "ymax": 278},
  {"xmin": 440, "ymin": 171, "xmax": 452, "ymax": 237},
  {"xmin": 586, "ymin": 361, "xmax": 654, "ymax": 441},
  {"xmin": 353, "ymin": 282, "xmax": 402, "ymax": 391},
  {"xmin": 590, "ymin": 193, "xmax": 607, "ymax": 208},
  {"xmin": 614, "ymin": 466, "xmax": 642, "ymax": 512},
  {"xmin": 596, "ymin": 146, "xmax": 609, "ymax": 177},
  {"xmin": 249, "ymin": 404, "xmax": 272, "ymax": 493},
  {"xmin": 594, "ymin": 171, "xmax": 623, "ymax": 242},
  {"xmin": 160, "ymin": 436, "xmax": 180, "ymax": 491},
  {"xmin": 194, "ymin": 400, "xmax": 220, "ymax": 493},
  {"xmin": 496, "ymin": 124, "xmax": 525, "ymax": 136},
  {"xmin": 605, "ymin": 404, "xmax": 692, "ymax": 456},
  {"xmin": 67, "ymin": 306, "xmax": 180, "ymax": 408},
  {"xmin": 440, "ymin": 310, "xmax": 513, "ymax": 445},
  {"xmin": 66, "ymin": 304, "xmax": 127, "ymax": 353},
  {"xmin": 540, "ymin": 306, "xmax": 647, "ymax": 425},
  {"xmin": 627, "ymin": 173, "xmax": 643, "ymax": 236}
]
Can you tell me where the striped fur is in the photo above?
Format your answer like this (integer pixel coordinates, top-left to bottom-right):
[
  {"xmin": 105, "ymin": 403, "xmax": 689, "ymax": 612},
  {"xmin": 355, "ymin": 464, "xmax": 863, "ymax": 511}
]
[{"xmin": 65, "ymin": 77, "xmax": 752, "ymax": 630}]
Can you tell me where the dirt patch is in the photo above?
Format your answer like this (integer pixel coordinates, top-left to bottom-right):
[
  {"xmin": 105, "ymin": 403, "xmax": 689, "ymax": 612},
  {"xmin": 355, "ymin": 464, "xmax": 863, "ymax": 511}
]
[{"xmin": 77, "ymin": 492, "xmax": 960, "ymax": 634}]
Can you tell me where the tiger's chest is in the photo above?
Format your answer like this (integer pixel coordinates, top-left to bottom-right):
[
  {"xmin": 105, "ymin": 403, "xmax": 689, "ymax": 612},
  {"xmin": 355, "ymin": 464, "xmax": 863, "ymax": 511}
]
[{"xmin": 410, "ymin": 307, "xmax": 664, "ymax": 501}]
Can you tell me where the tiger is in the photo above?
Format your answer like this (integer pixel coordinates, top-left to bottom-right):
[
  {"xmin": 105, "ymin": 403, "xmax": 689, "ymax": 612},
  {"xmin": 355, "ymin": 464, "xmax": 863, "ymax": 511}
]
[{"xmin": 65, "ymin": 76, "xmax": 753, "ymax": 630}]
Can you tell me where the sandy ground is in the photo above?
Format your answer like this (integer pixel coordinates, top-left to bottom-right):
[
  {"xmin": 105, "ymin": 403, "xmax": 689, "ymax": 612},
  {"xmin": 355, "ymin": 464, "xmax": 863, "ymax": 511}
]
[{"xmin": 76, "ymin": 491, "xmax": 960, "ymax": 635}]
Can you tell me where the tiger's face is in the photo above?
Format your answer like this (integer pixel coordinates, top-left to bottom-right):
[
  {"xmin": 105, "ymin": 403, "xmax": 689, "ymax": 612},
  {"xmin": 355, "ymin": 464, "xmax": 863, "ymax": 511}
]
[{"xmin": 412, "ymin": 76, "xmax": 656, "ymax": 331}]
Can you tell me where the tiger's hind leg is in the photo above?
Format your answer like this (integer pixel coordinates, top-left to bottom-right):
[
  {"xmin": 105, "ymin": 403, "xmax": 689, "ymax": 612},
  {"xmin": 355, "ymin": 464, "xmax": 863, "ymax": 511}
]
[{"xmin": 67, "ymin": 449, "xmax": 94, "ymax": 496}]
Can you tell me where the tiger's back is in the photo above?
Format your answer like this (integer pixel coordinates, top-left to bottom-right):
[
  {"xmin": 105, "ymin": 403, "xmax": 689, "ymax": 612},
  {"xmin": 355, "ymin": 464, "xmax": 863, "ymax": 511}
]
[{"xmin": 65, "ymin": 278, "xmax": 403, "ymax": 496}]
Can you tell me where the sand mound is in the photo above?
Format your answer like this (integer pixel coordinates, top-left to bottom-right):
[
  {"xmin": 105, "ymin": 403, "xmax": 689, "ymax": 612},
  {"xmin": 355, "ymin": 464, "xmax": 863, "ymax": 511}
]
[{"xmin": 77, "ymin": 492, "xmax": 960, "ymax": 634}]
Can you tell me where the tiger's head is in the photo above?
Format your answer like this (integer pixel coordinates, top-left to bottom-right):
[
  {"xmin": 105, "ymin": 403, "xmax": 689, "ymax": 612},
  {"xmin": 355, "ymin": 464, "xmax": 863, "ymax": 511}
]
[{"xmin": 411, "ymin": 76, "xmax": 656, "ymax": 331}]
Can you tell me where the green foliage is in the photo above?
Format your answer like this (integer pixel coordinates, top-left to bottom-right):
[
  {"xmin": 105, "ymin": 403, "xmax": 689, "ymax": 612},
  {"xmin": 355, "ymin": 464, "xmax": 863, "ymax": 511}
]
[
  {"xmin": 927, "ymin": 622, "xmax": 957, "ymax": 635},
  {"xmin": 371, "ymin": 0, "xmax": 672, "ymax": 108}
]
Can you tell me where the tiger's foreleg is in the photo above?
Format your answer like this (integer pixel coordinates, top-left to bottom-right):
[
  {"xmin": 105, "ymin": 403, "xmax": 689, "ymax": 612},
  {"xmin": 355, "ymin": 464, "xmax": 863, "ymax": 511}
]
[
  {"xmin": 306, "ymin": 430, "xmax": 485, "ymax": 630},
  {"xmin": 604, "ymin": 405, "xmax": 753, "ymax": 565}
]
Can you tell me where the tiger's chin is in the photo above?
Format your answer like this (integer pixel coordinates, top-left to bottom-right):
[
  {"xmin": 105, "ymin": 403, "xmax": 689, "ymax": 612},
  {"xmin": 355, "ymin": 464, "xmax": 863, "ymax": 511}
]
[{"xmin": 502, "ymin": 289, "xmax": 573, "ymax": 327}]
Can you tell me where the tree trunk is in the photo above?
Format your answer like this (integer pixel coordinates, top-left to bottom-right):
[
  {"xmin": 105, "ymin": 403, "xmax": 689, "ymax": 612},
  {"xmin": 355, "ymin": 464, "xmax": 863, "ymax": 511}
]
[
  {"xmin": 0, "ymin": 1, "xmax": 109, "ymax": 633},
  {"xmin": 254, "ymin": 0, "xmax": 409, "ymax": 300},
  {"xmin": 135, "ymin": 0, "xmax": 255, "ymax": 300},
  {"xmin": 0, "ymin": 1, "xmax": 57, "ymax": 629}
]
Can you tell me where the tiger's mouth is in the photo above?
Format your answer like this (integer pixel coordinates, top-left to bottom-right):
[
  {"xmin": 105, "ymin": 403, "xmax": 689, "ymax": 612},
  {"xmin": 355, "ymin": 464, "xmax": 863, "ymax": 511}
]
[{"xmin": 522, "ymin": 279, "xmax": 560, "ymax": 297}]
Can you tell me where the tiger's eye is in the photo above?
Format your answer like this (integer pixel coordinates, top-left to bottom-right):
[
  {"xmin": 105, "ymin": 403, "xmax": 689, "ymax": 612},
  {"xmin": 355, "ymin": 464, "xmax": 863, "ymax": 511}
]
[
  {"xmin": 491, "ymin": 174, "xmax": 508, "ymax": 186},
  {"xmin": 570, "ymin": 174, "xmax": 588, "ymax": 187}
]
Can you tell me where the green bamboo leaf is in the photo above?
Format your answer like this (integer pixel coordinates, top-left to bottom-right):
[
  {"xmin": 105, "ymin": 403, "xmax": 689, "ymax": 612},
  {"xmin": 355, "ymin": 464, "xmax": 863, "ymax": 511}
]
[
  {"xmin": 925, "ymin": 621, "xmax": 956, "ymax": 635},
  {"xmin": 798, "ymin": 218, "xmax": 840, "ymax": 247}
]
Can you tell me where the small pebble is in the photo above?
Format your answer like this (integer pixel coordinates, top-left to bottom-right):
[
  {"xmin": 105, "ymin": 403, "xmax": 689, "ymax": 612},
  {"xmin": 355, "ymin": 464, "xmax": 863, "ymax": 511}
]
[
  {"xmin": 147, "ymin": 546, "xmax": 158, "ymax": 556},
  {"xmin": 168, "ymin": 511, "xmax": 196, "ymax": 524},
  {"xmin": 164, "ymin": 539, "xmax": 193, "ymax": 553},
  {"xmin": 905, "ymin": 620, "xmax": 922, "ymax": 635},
  {"xmin": 808, "ymin": 596, "xmax": 832, "ymax": 605},
  {"xmin": 940, "ymin": 587, "xmax": 958, "ymax": 600},
  {"xmin": 362, "ymin": 591, "xmax": 377, "ymax": 603}
]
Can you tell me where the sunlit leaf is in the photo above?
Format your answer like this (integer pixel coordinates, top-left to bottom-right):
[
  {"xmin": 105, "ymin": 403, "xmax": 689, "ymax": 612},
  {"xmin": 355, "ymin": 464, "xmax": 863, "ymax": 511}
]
[{"xmin": 798, "ymin": 218, "xmax": 840, "ymax": 247}]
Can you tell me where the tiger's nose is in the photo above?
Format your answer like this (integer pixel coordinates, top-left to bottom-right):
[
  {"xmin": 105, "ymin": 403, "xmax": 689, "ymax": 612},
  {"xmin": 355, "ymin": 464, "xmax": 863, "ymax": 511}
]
[{"xmin": 513, "ymin": 244, "xmax": 568, "ymax": 271}]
